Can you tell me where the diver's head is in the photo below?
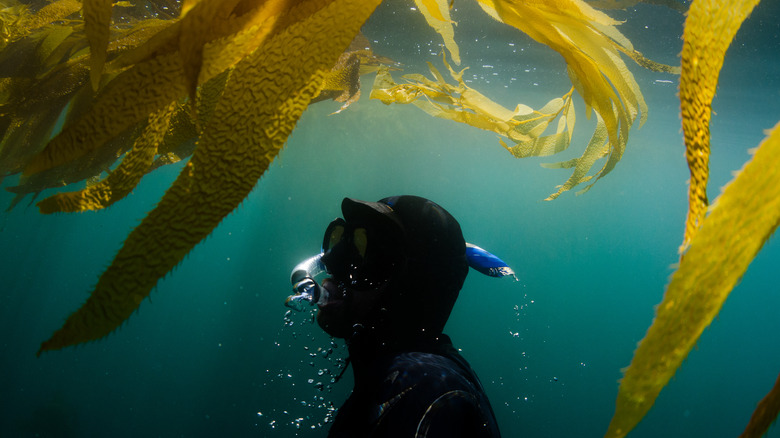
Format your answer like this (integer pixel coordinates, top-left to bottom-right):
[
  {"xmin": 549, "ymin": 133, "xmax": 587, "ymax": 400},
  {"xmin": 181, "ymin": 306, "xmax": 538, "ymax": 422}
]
[{"xmin": 316, "ymin": 196, "xmax": 468, "ymax": 342}]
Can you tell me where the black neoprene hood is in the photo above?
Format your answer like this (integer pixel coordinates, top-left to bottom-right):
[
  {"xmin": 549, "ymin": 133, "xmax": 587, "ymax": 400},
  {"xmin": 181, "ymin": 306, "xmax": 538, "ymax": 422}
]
[
  {"xmin": 341, "ymin": 195, "xmax": 467, "ymax": 263},
  {"xmin": 340, "ymin": 195, "xmax": 469, "ymax": 335}
]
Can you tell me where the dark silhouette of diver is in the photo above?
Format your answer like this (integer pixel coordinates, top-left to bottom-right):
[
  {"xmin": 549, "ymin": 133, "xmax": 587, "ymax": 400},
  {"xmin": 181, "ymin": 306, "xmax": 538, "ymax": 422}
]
[{"xmin": 287, "ymin": 195, "xmax": 511, "ymax": 437}]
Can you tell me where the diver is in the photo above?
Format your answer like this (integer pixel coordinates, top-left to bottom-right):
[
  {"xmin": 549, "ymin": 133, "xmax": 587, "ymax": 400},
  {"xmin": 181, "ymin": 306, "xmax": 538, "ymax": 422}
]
[{"xmin": 286, "ymin": 195, "xmax": 514, "ymax": 437}]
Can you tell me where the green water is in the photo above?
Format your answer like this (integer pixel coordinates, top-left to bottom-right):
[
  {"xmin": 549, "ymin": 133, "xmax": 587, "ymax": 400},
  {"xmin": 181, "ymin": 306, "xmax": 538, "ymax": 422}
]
[{"xmin": 1, "ymin": 1, "xmax": 780, "ymax": 437}]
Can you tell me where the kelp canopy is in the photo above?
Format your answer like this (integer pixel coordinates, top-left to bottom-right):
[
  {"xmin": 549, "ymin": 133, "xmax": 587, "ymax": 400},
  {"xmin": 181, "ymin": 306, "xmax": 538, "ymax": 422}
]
[{"xmin": 2, "ymin": 0, "xmax": 780, "ymax": 436}]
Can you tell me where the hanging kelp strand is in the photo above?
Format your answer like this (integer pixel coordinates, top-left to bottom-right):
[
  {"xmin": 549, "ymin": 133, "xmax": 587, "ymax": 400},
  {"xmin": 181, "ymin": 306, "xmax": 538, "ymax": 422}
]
[
  {"xmin": 605, "ymin": 0, "xmax": 768, "ymax": 436},
  {"xmin": 678, "ymin": 0, "xmax": 761, "ymax": 250}
]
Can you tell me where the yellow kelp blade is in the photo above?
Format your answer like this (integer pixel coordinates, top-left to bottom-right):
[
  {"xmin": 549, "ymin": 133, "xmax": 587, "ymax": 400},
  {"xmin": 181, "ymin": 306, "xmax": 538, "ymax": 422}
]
[
  {"xmin": 180, "ymin": 0, "xmax": 202, "ymax": 16},
  {"xmin": 177, "ymin": 0, "xmax": 241, "ymax": 102},
  {"xmin": 0, "ymin": 60, "xmax": 89, "ymax": 176},
  {"xmin": 477, "ymin": 0, "xmax": 648, "ymax": 191},
  {"xmin": 7, "ymin": 0, "xmax": 82, "ymax": 43},
  {"xmin": 23, "ymin": 52, "xmax": 187, "ymax": 175},
  {"xmin": 312, "ymin": 52, "xmax": 361, "ymax": 113},
  {"xmin": 679, "ymin": 0, "xmax": 760, "ymax": 249},
  {"xmin": 371, "ymin": 58, "xmax": 631, "ymax": 198},
  {"xmin": 25, "ymin": 0, "xmax": 284, "ymax": 176},
  {"xmin": 83, "ymin": 0, "xmax": 113, "ymax": 90},
  {"xmin": 370, "ymin": 59, "xmax": 574, "ymax": 152},
  {"xmin": 36, "ymin": 0, "xmax": 382, "ymax": 356},
  {"xmin": 541, "ymin": 111, "xmax": 609, "ymax": 200},
  {"xmin": 604, "ymin": 122, "xmax": 780, "ymax": 438},
  {"xmin": 414, "ymin": 0, "xmax": 460, "ymax": 64},
  {"xmin": 36, "ymin": 102, "xmax": 176, "ymax": 213},
  {"xmin": 740, "ymin": 371, "xmax": 780, "ymax": 438}
]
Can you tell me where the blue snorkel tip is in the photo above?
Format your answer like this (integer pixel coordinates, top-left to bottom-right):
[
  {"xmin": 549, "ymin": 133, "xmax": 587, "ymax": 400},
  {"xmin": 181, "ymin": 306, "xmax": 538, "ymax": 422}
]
[{"xmin": 465, "ymin": 243, "xmax": 518, "ymax": 281}]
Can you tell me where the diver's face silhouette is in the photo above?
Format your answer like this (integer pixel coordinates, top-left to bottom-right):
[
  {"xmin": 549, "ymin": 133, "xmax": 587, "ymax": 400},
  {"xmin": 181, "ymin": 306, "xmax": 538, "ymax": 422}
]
[{"xmin": 316, "ymin": 218, "xmax": 401, "ymax": 339}]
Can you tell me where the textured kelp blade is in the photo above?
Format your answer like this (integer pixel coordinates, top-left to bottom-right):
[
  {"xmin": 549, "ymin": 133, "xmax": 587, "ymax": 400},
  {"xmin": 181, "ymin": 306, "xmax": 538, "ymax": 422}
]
[
  {"xmin": 679, "ymin": 0, "xmax": 760, "ymax": 249},
  {"xmin": 414, "ymin": 0, "xmax": 460, "ymax": 65},
  {"xmin": 83, "ymin": 0, "xmax": 113, "ymax": 90},
  {"xmin": 312, "ymin": 51, "xmax": 362, "ymax": 113},
  {"xmin": 177, "ymin": 0, "xmax": 241, "ymax": 101},
  {"xmin": 36, "ymin": 102, "xmax": 176, "ymax": 213},
  {"xmin": 24, "ymin": 52, "xmax": 186, "ymax": 176},
  {"xmin": 25, "ymin": 0, "xmax": 285, "ymax": 176},
  {"xmin": 15, "ymin": 0, "xmax": 82, "ymax": 38},
  {"xmin": 740, "ymin": 371, "xmax": 780, "ymax": 438},
  {"xmin": 604, "ymin": 122, "xmax": 780, "ymax": 438},
  {"xmin": 37, "ymin": 0, "xmax": 383, "ymax": 355}
]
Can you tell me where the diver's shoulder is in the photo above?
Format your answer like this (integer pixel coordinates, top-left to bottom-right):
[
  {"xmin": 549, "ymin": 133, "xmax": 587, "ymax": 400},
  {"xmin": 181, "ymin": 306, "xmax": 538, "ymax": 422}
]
[{"xmin": 382, "ymin": 351, "xmax": 477, "ymax": 392}]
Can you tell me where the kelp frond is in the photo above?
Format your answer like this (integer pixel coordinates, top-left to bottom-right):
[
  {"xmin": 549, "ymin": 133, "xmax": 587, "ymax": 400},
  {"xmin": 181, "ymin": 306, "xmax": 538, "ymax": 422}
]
[
  {"xmin": 606, "ymin": 121, "xmax": 780, "ymax": 438},
  {"xmin": 36, "ymin": 101, "xmax": 177, "ymax": 213},
  {"xmin": 605, "ymin": 0, "xmax": 772, "ymax": 437},
  {"xmin": 406, "ymin": 0, "xmax": 679, "ymax": 199},
  {"xmin": 678, "ymin": 0, "xmax": 760, "ymax": 250},
  {"xmin": 371, "ymin": 56, "xmax": 618, "ymax": 199},
  {"xmin": 476, "ymin": 0, "xmax": 648, "ymax": 196},
  {"xmin": 31, "ymin": 0, "xmax": 384, "ymax": 356},
  {"xmin": 414, "ymin": 0, "xmax": 460, "ymax": 65}
]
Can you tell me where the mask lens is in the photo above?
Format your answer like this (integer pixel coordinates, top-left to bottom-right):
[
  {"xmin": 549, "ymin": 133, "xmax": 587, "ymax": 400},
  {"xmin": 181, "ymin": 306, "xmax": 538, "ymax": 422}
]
[
  {"xmin": 323, "ymin": 218, "xmax": 346, "ymax": 252},
  {"xmin": 353, "ymin": 228, "xmax": 368, "ymax": 258},
  {"xmin": 321, "ymin": 219, "xmax": 396, "ymax": 289}
]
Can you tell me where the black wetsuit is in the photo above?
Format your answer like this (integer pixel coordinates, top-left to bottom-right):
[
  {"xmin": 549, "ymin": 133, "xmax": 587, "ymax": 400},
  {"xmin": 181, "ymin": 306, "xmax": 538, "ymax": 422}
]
[{"xmin": 327, "ymin": 334, "xmax": 501, "ymax": 438}]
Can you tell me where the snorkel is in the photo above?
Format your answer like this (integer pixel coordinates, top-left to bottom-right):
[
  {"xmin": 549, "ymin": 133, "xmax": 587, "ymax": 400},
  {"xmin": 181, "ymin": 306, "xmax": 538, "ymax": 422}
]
[
  {"xmin": 285, "ymin": 243, "xmax": 516, "ymax": 311},
  {"xmin": 285, "ymin": 253, "xmax": 328, "ymax": 311}
]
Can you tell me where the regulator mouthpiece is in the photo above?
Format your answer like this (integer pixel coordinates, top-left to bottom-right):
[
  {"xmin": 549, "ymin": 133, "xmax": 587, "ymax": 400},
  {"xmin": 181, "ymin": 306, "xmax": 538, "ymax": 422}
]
[{"xmin": 285, "ymin": 253, "xmax": 327, "ymax": 311}]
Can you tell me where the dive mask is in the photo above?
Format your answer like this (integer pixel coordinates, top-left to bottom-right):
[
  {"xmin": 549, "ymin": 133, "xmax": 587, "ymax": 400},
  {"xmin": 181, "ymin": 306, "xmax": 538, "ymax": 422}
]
[{"xmin": 284, "ymin": 217, "xmax": 399, "ymax": 311}]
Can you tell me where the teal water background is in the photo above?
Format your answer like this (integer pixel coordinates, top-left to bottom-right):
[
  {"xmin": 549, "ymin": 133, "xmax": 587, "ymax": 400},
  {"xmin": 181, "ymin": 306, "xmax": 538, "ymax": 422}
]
[{"xmin": 2, "ymin": 1, "xmax": 780, "ymax": 437}]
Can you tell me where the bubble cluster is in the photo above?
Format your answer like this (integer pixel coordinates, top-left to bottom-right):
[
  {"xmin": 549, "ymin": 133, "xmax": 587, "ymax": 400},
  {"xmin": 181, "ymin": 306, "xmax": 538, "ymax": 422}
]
[{"xmin": 254, "ymin": 310, "xmax": 348, "ymax": 433}]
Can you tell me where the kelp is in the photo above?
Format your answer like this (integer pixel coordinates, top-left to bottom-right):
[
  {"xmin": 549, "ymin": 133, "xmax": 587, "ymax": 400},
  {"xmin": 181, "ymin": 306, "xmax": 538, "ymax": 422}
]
[
  {"xmin": 389, "ymin": 0, "xmax": 677, "ymax": 199},
  {"xmin": 3, "ymin": 1, "xmax": 776, "ymax": 435},
  {"xmin": 34, "ymin": 0, "xmax": 384, "ymax": 355},
  {"xmin": 0, "ymin": 0, "xmax": 82, "ymax": 48},
  {"xmin": 0, "ymin": 0, "xmax": 672, "ymax": 354},
  {"xmin": 311, "ymin": 32, "xmax": 395, "ymax": 113},
  {"xmin": 83, "ymin": 0, "xmax": 112, "ymax": 90},
  {"xmin": 370, "ymin": 57, "xmax": 603, "ymax": 199},
  {"xmin": 740, "ymin": 372, "xmax": 780, "ymax": 438},
  {"xmin": 371, "ymin": 57, "xmax": 575, "ymax": 148},
  {"xmin": 475, "ymin": 0, "xmax": 648, "ymax": 197},
  {"xmin": 540, "ymin": 111, "xmax": 609, "ymax": 199},
  {"xmin": 414, "ymin": 0, "xmax": 460, "ymax": 65},
  {"xmin": 36, "ymin": 102, "xmax": 177, "ymax": 213},
  {"xmin": 0, "ymin": 11, "xmax": 175, "ymax": 185},
  {"xmin": 678, "ymin": 0, "xmax": 760, "ymax": 249},
  {"xmin": 605, "ymin": 123, "xmax": 780, "ymax": 438},
  {"xmin": 604, "ymin": 0, "xmax": 776, "ymax": 437}
]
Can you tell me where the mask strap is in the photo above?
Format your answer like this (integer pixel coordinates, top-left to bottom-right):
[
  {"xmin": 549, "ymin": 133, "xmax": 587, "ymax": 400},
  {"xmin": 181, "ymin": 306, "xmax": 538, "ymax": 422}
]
[{"xmin": 465, "ymin": 243, "xmax": 517, "ymax": 280}]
